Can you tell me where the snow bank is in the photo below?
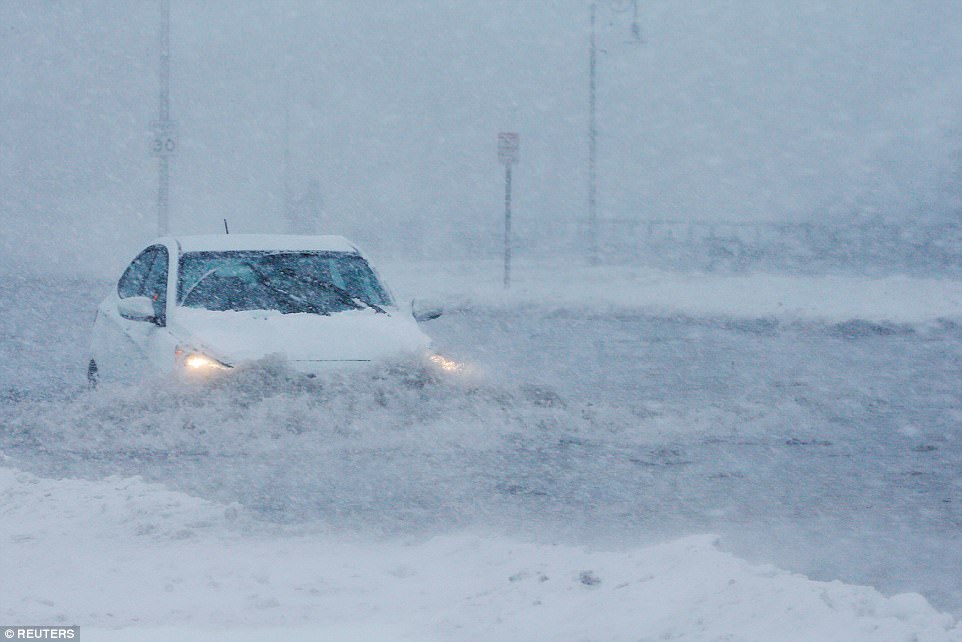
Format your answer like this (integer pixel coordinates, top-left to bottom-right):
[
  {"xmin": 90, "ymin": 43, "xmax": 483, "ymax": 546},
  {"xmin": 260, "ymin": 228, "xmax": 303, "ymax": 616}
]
[
  {"xmin": 380, "ymin": 259, "xmax": 962, "ymax": 324},
  {"xmin": 1, "ymin": 466, "xmax": 958, "ymax": 642}
]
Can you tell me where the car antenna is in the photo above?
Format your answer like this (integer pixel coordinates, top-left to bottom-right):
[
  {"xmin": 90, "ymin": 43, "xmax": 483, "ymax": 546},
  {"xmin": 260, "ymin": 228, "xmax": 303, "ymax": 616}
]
[{"xmin": 223, "ymin": 218, "xmax": 230, "ymax": 234}]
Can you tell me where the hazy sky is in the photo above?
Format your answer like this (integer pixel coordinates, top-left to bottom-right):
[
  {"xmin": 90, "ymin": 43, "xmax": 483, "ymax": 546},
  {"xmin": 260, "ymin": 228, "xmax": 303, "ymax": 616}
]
[{"xmin": 2, "ymin": 1, "xmax": 961, "ymax": 276}]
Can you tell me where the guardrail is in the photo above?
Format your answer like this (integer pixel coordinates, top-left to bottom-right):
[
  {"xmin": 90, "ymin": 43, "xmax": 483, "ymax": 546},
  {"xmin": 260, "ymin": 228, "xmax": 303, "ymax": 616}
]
[{"xmin": 593, "ymin": 218, "xmax": 962, "ymax": 273}]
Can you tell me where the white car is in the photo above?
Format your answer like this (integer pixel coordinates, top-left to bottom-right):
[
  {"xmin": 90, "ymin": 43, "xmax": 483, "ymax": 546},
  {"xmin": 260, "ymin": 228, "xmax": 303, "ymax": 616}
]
[{"xmin": 87, "ymin": 234, "xmax": 451, "ymax": 385}]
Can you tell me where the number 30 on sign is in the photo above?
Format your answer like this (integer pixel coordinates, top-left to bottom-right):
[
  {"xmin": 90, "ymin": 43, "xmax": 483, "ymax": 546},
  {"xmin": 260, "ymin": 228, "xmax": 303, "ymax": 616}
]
[{"xmin": 150, "ymin": 121, "xmax": 178, "ymax": 157}]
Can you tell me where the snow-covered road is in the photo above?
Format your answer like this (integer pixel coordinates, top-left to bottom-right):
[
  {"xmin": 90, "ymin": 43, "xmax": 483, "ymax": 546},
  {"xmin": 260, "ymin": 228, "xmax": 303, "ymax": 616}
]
[{"xmin": 1, "ymin": 265, "xmax": 960, "ymax": 639}]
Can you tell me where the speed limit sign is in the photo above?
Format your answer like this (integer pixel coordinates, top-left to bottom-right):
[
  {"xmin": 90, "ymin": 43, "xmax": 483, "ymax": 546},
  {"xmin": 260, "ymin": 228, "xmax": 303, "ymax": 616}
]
[{"xmin": 150, "ymin": 120, "xmax": 178, "ymax": 157}]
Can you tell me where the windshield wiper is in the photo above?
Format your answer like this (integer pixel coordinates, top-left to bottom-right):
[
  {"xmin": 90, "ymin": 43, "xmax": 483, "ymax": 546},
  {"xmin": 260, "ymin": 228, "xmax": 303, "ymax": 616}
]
[
  {"xmin": 334, "ymin": 286, "xmax": 388, "ymax": 315},
  {"xmin": 242, "ymin": 262, "xmax": 336, "ymax": 315},
  {"xmin": 282, "ymin": 269, "xmax": 388, "ymax": 315}
]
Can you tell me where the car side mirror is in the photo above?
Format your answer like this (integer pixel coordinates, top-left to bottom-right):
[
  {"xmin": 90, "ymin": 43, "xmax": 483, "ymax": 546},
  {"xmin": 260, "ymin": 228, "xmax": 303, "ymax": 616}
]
[
  {"xmin": 118, "ymin": 296, "xmax": 159, "ymax": 324},
  {"xmin": 412, "ymin": 299, "xmax": 443, "ymax": 322}
]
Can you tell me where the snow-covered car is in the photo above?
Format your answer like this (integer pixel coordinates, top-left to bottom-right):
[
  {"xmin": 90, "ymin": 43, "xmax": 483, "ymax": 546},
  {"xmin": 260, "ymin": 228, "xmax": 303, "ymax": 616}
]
[{"xmin": 87, "ymin": 234, "xmax": 450, "ymax": 384}]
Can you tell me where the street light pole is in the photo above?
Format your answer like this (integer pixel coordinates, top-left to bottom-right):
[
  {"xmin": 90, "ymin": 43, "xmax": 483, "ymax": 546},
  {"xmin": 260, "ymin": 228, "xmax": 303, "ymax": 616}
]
[
  {"xmin": 498, "ymin": 133, "xmax": 520, "ymax": 289},
  {"xmin": 586, "ymin": 0, "xmax": 642, "ymax": 266},
  {"xmin": 587, "ymin": 1, "xmax": 599, "ymax": 265},
  {"xmin": 283, "ymin": 83, "xmax": 293, "ymax": 231}
]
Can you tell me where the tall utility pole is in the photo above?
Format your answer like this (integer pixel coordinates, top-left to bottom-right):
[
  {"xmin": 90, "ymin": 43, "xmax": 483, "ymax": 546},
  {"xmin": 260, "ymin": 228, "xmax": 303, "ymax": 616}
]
[
  {"xmin": 152, "ymin": 0, "xmax": 176, "ymax": 236},
  {"xmin": 498, "ymin": 133, "xmax": 520, "ymax": 289},
  {"xmin": 587, "ymin": 0, "xmax": 642, "ymax": 266},
  {"xmin": 588, "ymin": 1, "xmax": 598, "ymax": 265},
  {"xmin": 283, "ymin": 95, "xmax": 292, "ymax": 229}
]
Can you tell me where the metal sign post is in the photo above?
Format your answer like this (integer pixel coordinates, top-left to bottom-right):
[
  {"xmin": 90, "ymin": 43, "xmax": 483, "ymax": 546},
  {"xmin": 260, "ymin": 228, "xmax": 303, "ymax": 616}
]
[
  {"xmin": 150, "ymin": 119, "xmax": 176, "ymax": 237},
  {"xmin": 152, "ymin": 0, "xmax": 175, "ymax": 237},
  {"xmin": 498, "ymin": 133, "xmax": 519, "ymax": 289}
]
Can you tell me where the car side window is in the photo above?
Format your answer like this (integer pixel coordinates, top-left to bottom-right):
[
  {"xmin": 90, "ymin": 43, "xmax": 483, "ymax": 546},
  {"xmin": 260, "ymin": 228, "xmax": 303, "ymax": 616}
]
[
  {"xmin": 142, "ymin": 246, "xmax": 169, "ymax": 325},
  {"xmin": 118, "ymin": 248, "xmax": 159, "ymax": 299}
]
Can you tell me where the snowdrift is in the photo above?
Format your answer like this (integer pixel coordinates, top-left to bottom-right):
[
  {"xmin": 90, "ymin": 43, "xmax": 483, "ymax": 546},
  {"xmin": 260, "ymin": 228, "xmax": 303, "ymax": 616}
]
[{"xmin": 1, "ymin": 466, "xmax": 959, "ymax": 642}]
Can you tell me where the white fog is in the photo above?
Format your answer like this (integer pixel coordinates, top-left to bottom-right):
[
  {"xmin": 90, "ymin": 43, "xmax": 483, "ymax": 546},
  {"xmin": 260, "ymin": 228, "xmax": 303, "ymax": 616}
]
[{"xmin": 1, "ymin": 2, "xmax": 961, "ymax": 640}]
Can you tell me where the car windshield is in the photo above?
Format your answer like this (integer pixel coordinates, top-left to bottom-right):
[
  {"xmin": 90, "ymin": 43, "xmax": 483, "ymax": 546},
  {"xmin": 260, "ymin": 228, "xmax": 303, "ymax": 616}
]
[{"xmin": 177, "ymin": 250, "xmax": 392, "ymax": 314}]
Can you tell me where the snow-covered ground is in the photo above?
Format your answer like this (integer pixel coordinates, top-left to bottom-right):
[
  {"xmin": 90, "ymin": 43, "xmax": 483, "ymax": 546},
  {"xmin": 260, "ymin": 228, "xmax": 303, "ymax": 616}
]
[
  {"xmin": 2, "ymin": 467, "xmax": 959, "ymax": 642},
  {"xmin": 2, "ymin": 262, "xmax": 961, "ymax": 640},
  {"xmin": 379, "ymin": 258, "xmax": 962, "ymax": 324}
]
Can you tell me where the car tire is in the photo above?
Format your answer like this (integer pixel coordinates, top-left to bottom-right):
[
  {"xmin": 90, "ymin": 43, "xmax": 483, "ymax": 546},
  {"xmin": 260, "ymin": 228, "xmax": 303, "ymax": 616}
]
[{"xmin": 87, "ymin": 359, "xmax": 99, "ymax": 389}]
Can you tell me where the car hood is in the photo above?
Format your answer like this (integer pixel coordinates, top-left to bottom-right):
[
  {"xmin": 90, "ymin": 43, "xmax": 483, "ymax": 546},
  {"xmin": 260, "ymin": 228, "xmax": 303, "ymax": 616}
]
[{"xmin": 170, "ymin": 307, "xmax": 431, "ymax": 366}]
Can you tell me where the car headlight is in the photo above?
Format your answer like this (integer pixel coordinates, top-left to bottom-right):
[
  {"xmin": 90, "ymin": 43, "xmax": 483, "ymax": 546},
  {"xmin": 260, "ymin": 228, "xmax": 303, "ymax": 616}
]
[
  {"xmin": 428, "ymin": 353, "xmax": 465, "ymax": 374},
  {"xmin": 175, "ymin": 347, "xmax": 230, "ymax": 372}
]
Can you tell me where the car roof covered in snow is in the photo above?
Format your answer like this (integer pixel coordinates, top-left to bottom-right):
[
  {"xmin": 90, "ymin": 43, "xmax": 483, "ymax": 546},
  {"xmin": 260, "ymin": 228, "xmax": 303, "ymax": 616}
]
[{"xmin": 168, "ymin": 234, "xmax": 360, "ymax": 254}]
